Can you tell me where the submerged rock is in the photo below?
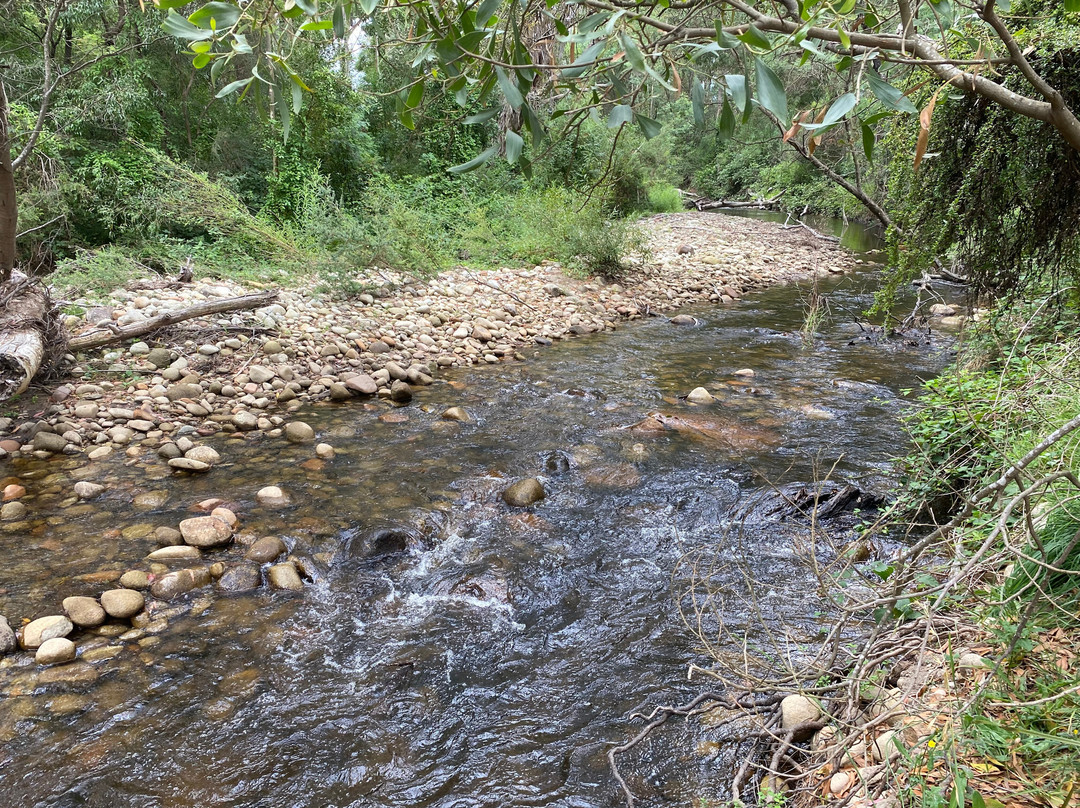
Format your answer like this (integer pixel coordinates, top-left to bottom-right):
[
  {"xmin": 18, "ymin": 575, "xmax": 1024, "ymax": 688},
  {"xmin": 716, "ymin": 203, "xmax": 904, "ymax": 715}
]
[
  {"xmin": 502, "ymin": 478, "xmax": 546, "ymax": 507},
  {"xmin": 36, "ymin": 637, "xmax": 76, "ymax": 666},
  {"xmin": 179, "ymin": 516, "xmax": 233, "ymax": 549},
  {"xmin": 218, "ymin": 563, "xmax": 261, "ymax": 593},
  {"xmin": 685, "ymin": 387, "xmax": 715, "ymax": 404},
  {"xmin": 150, "ymin": 567, "xmax": 212, "ymax": 600},
  {"xmin": 268, "ymin": 562, "xmax": 304, "ymax": 591},
  {"xmin": 246, "ymin": 536, "xmax": 287, "ymax": 563}
]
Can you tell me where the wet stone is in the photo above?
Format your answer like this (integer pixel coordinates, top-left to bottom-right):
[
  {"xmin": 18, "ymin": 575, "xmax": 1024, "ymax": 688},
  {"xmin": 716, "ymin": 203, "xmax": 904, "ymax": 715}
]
[
  {"xmin": 73, "ymin": 481, "xmax": 105, "ymax": 499},
  {"xmin": 0, "ymin": 616, "xmax": 16, "ymax": 655},
  {"xmin": 390, "ymin": 380, "xmax": 413, "ymax": 403},
  {"xmin": 150, "ymin": 567, "xmax": 212, "ymax": 600},
  {"xmin": 218, "ymin": 563, "xmax": 261, "ymax": 593},
  {"xmin": 36, "ymin": 638, "xmax": 76, "ymax": 666},
  {"xmin": 62, "ymin": 596, "xmax": 106, "ymax": 628},
  {"xmin": 147, "ymin": 546, "xmax": 201, "ymax": 561},
  {"xmin": 442, "ymin": 406, "xmax": 470, "ymax": 423},
  {"xmin": 245, "ymin": 536, "xmax": 287, "ymax": 563},
  {"xmin": 502, "ymin": 478, "xmax": 546, "ymax": 507},
  {"xmin": 119, "ymin": 570, "xmax": 150, "ymax": 590},
  {"xmin": 100, "ymin": 589, "xmax": 144, "ymax": 619},
  {"xmin": 256, "ymin": 486, "xmax": 289, "ymax": 508},
  {"xmin": 285, "ymin": 422, "xmax": 315, "ymax": 443},
  {"xmin": 21, "ymin": 615, "xmax": 73, "ymax": 650},
  {"xmin": 267, "ymin": 562, "xmax": 304, "ymax": 591},
  {"xmin": 179, "ymin": 516, "xmax": 233, "ymax": 549}
]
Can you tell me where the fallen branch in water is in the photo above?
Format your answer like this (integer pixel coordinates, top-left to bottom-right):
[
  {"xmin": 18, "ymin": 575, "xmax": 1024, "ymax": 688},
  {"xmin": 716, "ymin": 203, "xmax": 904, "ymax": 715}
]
[{"xmin": 68, "ymin": 290, "xmax": 278, "ymax": 351}]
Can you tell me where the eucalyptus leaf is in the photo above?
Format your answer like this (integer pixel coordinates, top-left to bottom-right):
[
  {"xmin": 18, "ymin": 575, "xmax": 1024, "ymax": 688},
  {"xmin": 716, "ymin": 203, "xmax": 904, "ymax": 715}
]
[
  {"xmin": 496, "ymin": 68, "xmax": 523, "ymax": 110},
  {"xmin": 448, "ymin": 145, "xmax": 498, "ymax": 173},
  {"xmin": 737, "ymin": 25, "xmax": 772, "ymax": 51},
  {"xmin": 505, "ymin": 130, "xmax": 523, "ymax": 164},
  {"xmin": 163, "ymin": 10, "xmax": 214, "ymax": 41},
  {"xmin": 562, "ymin": 39, "xmax": 607, "ymax": 79},
  {"xmin": 607, "ymin": 104, "xmax": 633, "ymax": 128},
  {"xmin": 725, "ymin": 74, "xmax": 747, "ymax": 115},
  {"xmin": 692, "ymin": 80, "xmax": 705, "ymax": 125},
  {"xmin": 636, "ymin": 114, "xmax": 661, "ymax": 139},
  {"xmin": 215, "ymin": 76, "xmax": 252, "ymax": 98},
  {"xmin": 718, "ymin": 97, "xmax": 736, "ymax": 139},
  {"xmin": 463, "ymin": 107, "xmax": 499, "ymax": 124},
  {"xmin": 189, "ymin": 2, "xmax": 241, "ymax": 29},
  {"xmin": 867, "ymin": 72, "xmax": 918, "ymax": 114},
  {"xmin": 475, "ymin": 0, "xmax": 502, "ymax": 27},
  {"xmin": 861, "ymin": 121, "xmax": 876, "ymax": 162},
  {"xmin": 754, "ymin": 57, "xmax": 788, "ymax": 125}
]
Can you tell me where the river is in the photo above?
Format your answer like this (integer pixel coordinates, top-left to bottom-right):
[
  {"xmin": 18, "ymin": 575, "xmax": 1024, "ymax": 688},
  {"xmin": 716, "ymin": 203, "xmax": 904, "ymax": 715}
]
[{"xmin": 0, "ymin": 214, "xmax": 948, "ymax": 807}]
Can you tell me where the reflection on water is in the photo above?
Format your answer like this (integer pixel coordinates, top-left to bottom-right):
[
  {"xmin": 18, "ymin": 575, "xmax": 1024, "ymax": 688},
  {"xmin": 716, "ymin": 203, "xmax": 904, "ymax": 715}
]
[{"xmin": 0, "ymin": 231, "xmax": 947, "ymax": 807}]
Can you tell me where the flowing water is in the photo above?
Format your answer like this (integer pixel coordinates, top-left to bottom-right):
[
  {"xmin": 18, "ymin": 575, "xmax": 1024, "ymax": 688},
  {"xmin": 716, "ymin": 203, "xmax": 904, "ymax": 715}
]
[{"xmin": 0, "ymin": 217, "xmax": 948, "ymax": 807}]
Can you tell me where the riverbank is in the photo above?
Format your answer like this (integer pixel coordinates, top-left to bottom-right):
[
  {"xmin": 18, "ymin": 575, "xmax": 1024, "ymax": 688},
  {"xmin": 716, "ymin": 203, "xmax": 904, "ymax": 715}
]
[{"xmin": 0, "ymin": 212, "xmax": 856, "ymax": 459}]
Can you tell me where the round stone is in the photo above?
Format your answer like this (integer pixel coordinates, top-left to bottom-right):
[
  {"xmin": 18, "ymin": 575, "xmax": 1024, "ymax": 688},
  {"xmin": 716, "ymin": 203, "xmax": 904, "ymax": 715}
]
[
  {"xmin": 119, "ymin": 570, "xmax": 150, "ymax": 590},
  {"xmin": 245, "ymin": 536, "xmax": 287, "ymax": 563},
  {"xmin": 256, "ymin": 486, "xmax": 289, "ymax": 508},
  {"xmin": 36, "ymin": 637, "xmax": 76, "ymax": 665},
  {"xmin": 20, "ymin": 615, "xmax": 73, "ymax": 649},
  {"xmin": 781, "ymin": 694, "xmax": 821, "ymax": 729},
  {"xmin": 442, "ymin": 407, "xmax": 470, "ymax": 422},
  {"xmin": 179, "ymin": 516, "xmax": 233, "ymax": 548},
  {"xmin": 284, "ymin": 422, "xmax": 315, "ymax": 443},
  {"xmin": 73, "ymin": 481, "xmax": 105, "ymax": 499},
  {"xmin": 268, "ymin": 562, "xmax": 304, "ymax": 591},
  {"xmin": 315, "ymin": 443, "xmax": 335, "ymax": 459},
  {"xmin": 62, "ymin": 596, "xmax": 106, "ymax": 628},
  {"xmin": 184, "ymin": 446, "xmax": 220, "ymax": 465},
  {"xmin": 502, "ymin": 478, "xmax": 546, "ymax": 507},
  {"xmin": 686, "ymin": 387, "xmax": 715, "ymax": 404},
  {"xmin": 100, "ymin": 589, "xmax": 145, "ymax": 619}
]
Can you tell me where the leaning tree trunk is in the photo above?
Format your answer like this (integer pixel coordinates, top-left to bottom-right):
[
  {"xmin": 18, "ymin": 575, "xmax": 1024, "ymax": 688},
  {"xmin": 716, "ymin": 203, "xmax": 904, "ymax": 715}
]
[{"xmin": 0, "ymin": 79, "xmax": 18, "ymax": 283}]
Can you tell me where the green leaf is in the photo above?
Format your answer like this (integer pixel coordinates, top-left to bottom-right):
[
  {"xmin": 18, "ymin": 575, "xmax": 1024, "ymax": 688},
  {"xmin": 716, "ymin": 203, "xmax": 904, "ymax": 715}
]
[
  {"xmin": 636, "ymin": 114, "xmax": 661, "ymax": 139},
  {"xmin": 192, "ymin": 53, "xmax": 212, "ymax": 68},
  {"xmin": 522, "ymin": 102, "xmax": 545, "ymax": 144},
  {"xmin": 562, "ymin": 39, "xmax": 606, "ymax": 79},
  {"xmin": 463, "ymin": 107, "xmax": 499, "ymax": 124},
  {"xmin": 692, "ymin": 80, "xmax": 705, "ymax": 125},
  {"xmin": 617, "ymin": 32, "xmax": 646, "ymax": 71},
  {"xmin": 292, "ymin": 81, "xmax": 303, "ymax": 114},
  {"xmin": 475, "ymin": 0, "xmax": 502, "ymax": 27},
  {"xmin": 157, "ymin": 0, "xmax": 189, "ymax": 8},
  {"xmin": 231, "ymin": 33, "xmax": 252, "ymax": 53},
  {"xmin": 215, "ymin": 76, "xmax": 252, "ymax": 98},
  {"xmin": 163, "ymin": 10, "xmax": 214, "ymax": 41},
  {"xmin": 400, "ymin": 109, "xmax": 415, "ymax": 130},
  {"xmin": 191, "ymin": 40, "xmax": 212, "ymax": 53},
  {"xmin": 448, "ymin": 145, "xmax": 498, "ymax": 173},
  {"xmin": 718, "ymin": 97, "xmax": 736, "ymax": 139},
  {"xmin": 210, "ymin": 54, "xmax": 229, "ymax": 82},
  {"xmin": 714, "ymin": 22, "xmax": 741, "ymax": 49},
  {"xmin": 495, "ymin": 67, "xmax": 523, "ymax": 110},
  {"xmin": 189, "ymin": 2, "xmax": 241, "ymax": 29},
  {"xmin": 1066, "ymin": 0, "xmax": 1080, "ymax": 11},
  {"xmin": 333, "ymin": 4, "xmax": 346, "ymax": 37},
  {"xmin": 406, "ymin": 80, "xmax": 424, "ymax": 109},
  {"xmin": 836, "ymin": 25, "xmax": 851, "ymax": 49},
  {"xmin": 725, "ymin": 73, "xmax": 747, "ymax": 115},
  {"xmin": 293, "ymin": 0, "xmax": 318, "ymax": 12},
  {"xmin": 505, "ymin": 130, "xmax": 523, "ymax": 164},
  {"xmin": 607, "ymin": 104, "xmax": 633, "ymax": 128},
  {"xmin": 754, "ymin": 57, "xmax": 788, "ymax": 124},
  {"xmin": 737, "ymin": 25, "xmax": 772, "ymax": 51},
  {"xmin": 861, "ymin": 121, "xmax": 876, "ymax": 162},
  {"xmin": 821, "ymin": 91, "xmax": 857, "ymax": 125},
  {"xmin": 867, "ymin": 72, "xmax": 918, "ymax": 114},
  {"xmin": 359, "ymin": 0, "xmax": 378, "ymax": 13},
  {"xmin": 300, "ymin": 19, "xmax": 333, "ymax": 30}
]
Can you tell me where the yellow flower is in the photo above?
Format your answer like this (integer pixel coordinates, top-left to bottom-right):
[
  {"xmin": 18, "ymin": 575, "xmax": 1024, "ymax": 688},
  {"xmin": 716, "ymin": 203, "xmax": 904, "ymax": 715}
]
[{"xmin": 928, "ymin": 740, "xmax": 937, "ymax": 748}]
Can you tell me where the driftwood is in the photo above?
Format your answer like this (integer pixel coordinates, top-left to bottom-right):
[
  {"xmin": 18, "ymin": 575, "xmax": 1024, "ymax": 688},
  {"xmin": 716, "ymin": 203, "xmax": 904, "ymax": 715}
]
[
  {"xmin": 0, "ymin": 272, "xmax": 53, "ymax": 399},
  {"xmin": 681, "ymin": 190, "xmax": 786, "ymax": 212},
  {"xmin": 69, "ymin": 290, "xmax": 278, "ymax": 351}
]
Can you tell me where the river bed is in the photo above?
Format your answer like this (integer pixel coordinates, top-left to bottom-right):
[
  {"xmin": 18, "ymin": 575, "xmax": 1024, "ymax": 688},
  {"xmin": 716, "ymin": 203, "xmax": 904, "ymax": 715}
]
[{"xmin": 0, "ymin": 221, "xmax": 949, "ymax": 807}]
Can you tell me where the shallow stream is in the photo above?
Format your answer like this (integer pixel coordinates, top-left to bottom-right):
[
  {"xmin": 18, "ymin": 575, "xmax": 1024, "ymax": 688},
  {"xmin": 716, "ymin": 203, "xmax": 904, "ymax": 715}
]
[{"xmin": 0, "ymin": 217, "xmax": 948, "ymax": 807}]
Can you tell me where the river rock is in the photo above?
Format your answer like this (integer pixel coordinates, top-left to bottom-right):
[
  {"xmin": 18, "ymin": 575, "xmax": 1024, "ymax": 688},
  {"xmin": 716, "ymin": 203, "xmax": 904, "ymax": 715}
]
[
  {"xmin": 248, "ymin": 366, "xmax": 276, "ymax": 384},
  {"xmin": 344, "ymin": 375, "xmax": 377, "ymax": 395},
  {"xmin": 150, "ymin": 567, "xmax": 212, "ymax": 600},
  {"xmin": 733, "ymin": 368, "xmax": 756, "ymax": 378},
  {"xmin": 670, "ymin": 314, "xmax": 698, "ymax": 325},
  {"xmin": 166, "ymin": 383, "xmax": 203, "ymax": 401},
  {"xmin": 154, "ymin": 526, "xmax": 184, "ymax": 546},
  {"xmin": 211, "ymin": 507, "xmax": 238, "ymax": 527},
  {"xmin": 218, "ymin": 563, "xmax": 261, "ymax": 593},
  {"xmin": 329, "ymin": 383, "xmax": 351, "ymax": 401},
  {"xmin": 147, "ymin": 545, "xmax": 201, "ymax": 561},
  {"xmin": 119, "ymin": 570, "xmax": 150, "ymax": 589},
  {"xmin": 315, "ymin": 443, "xmax": 335, "ymax": 459},
  {"xmin": 929, "ymin": 303, "xmax": 957, "ymax": 317},
  {"xmin": 179, "ymin": 516, "xmax": 233, "ymax": 548},
  {"xmin": 442, "ymin": 406, "xmax": 470, "ymax": 422},
  {"xmin": 502, "ymin": 478, "xmax": 546, "ymax": 507},
  {"xmin": 246, "ymin": 536, "xmax": 287, "ymax": 563},
  {"xmin": 232, "ymin": 410, "xmax": 258, "ymax": 431},
  {"xmin": 285, "ymin": 422, "xmax": 315, "ymax": 443},
  {"xmin": 169, "ymin": 457, "xmax": 210, "ymax": 472},
  {"xmin": 268, "ymin": 562, "xmax": 304, "ymax": 591},
  {"xmin": 21, "ymin": 615, "xmax": 73, "ymax": 649},
  {"xmin": 100, "ymin": 589, "xmax": 145, "ymax": 619},
  {"xmin": 185, "ymin": 446, "xmax": 220, "ymax": 465},
  {"xmin": 781, "ymin": 694, "xmax": 821, "ymax": 730},
  {"xmin": 2, "ymin": 483, "xmax": 25, "ymax": 500},
  {"xmin": 33, "ymin": 431, "xmax": 68, "ymax": 453},
  {"xmin": 36, "ymin": 637, "xmax": 77, "ymax": 665},
  {"xmin": 390, "ymin": 380, "xmax": 413, "ymax": 403},
  {"xmin": 146, "ymin": 347, "xmax": 174, "ymax": 368},
  {"xmin": 62, "ymin": 596, "xmax": 106, "ymax": 628},
  {"xmin": 73, "ymin": 481, "xmax": 105, "ymax": 500},
  {"xmin": 686, "ymin": 387, "xmax": 715, "ymax": 404},
  {"xmin": 2, "ymin": 501, "xmax": 27, "ymax": 521},
  {"xmin": 0, "ymin": 615, "xmax": 16, "ymax": 654},
  {"xmin": 256, "ymin": 486, "xmax": 289, "ymax": 507}
]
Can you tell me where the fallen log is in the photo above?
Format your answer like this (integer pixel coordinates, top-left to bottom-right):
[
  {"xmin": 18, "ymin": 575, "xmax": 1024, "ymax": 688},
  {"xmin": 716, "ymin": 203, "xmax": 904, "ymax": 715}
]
[
  {"xmin": 69, "ymin": 290, "xmax": 278, "ymax": 351},
  {"xmin": 0, "ymin": 272, "xmax": 56, "ymax": 399}
]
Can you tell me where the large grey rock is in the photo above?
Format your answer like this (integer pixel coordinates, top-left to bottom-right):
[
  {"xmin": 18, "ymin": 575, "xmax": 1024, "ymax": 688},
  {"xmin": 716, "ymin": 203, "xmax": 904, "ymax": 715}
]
[
  {"xmin": 62, "ymin": 596, "xmax": 106, "ymax": 628},
  {"xmin": 146, "ymin": 347, "xmax": 174, "ymax": 368},
  {"xmin": 502, "ymin": 478, "xmax": 546, "ymax": 507},
  {"xmin": 184, "ymin": 446, "xmax": 220, "ymax": 466},
  {"xmin": 218, "ymin": 563, "xmax": 261, "ymax": 593},
  {"xmin": 147, "ymin": 545, "xmax": 201, "ymax": 561},
  {"xmin": 686, "ymin": 387, "xmax": 715, "ymax": 404},
  {"xmin": 390, "ymin": 380, "xmax": 413, "ymax": 403},
  {"xmin": 73, "ymin": 481, "xmax": 105, "ymax": 499},
  {"xmin": 168, "ymin": 457, "xmax": 210, "ymax": 472},
  {"xmin": 248, "ymin": 366, "xmax": 276, "ymax": 384},
  {"xmin": 245, "ymin": 536, "xmax": 287, "ymax": 563},
  {"xmin": 285, "ymin": 422, "xmax": 315, "ymax": 443},
  {"xmin": 166, "ymin": 383, "xmax": 203, "ymax": 401},
  {"xmin": 33, "ymin": 431, "xmax": 68, "ymax": 453},
  {"xmin": 36, "ymin": 637, "xmax": 76, "ymax": 665},
  {"xmin": 21, "ymin": 615, "xmax": 73, "ymax": 649},
  {"xmin": 256, "ymin": 486, "xmax": 289, "ymax": 508},
  {"xmin": 1, "ymin": 501, "xmax": 27, "ymax": 521},
  {"xmin": 344, "ymin": 374, "xmax": 377, "ymax": 395},
  {"xmin": 179, "ymin": 516, "xmax": 233, "ymax": 548},
  {"xmin": 232, "ymin": 411, "xmax": 258, "ymax": 431},
  {"xmin": 100, "ymin": 589, "xmax": 144, "ymax": 619}
]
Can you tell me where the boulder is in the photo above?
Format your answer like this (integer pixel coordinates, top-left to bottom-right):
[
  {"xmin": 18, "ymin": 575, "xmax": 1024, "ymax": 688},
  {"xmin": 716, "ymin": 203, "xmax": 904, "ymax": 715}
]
[
  {"xmin": 218, "ymin": 563, "xmax": 262, "ymax": 593},
  {"xmin": 502, "ymin": 478, "xmax": 546, "ymax": 507},
  {"xmin": 179, "ymin": 516, "xmax": 233, "ymax": 549},
  {"xmin": 390, "ymin": 380, "xmax": 413, "ymax": 403},
  {"xmin": 442, "ymin": 407, "xmax": 470, "ymax": 422},
  {"xmin": 36, "ymin": 637, "xmax": 77, "ymax": 665},
  {"xmin": 685, "ymin": 387, "xmax": 715, "ymax": 404},
  {"xmin": 100, "ymin": 589, "xmax": 145, "ymax": 619},
  {"xmin": 166, "ymin": 383, "xmax": 203, "ymax": 401},
  {"xmin": 285, "ymin": 422, "xmax": 315, "ymax": 443},
  {"xmin": 32, "ymin": 431, "xmax": 68, "ymax": 453},
  {"xmin": 20, "ymin": 615, "xmax": 73, "ymax": 649},
  {"xmin": 146, "ymin": 347, "xmax": 174, "ymax": 368},
  {"xmin": 256, "ymin": 486, "xmax": 289, "ymax": 508},
  {"xmin": 268, "ymin": 562, "xmax": 304, "ymax": 591},
  {"xmin": 62, "ymin": 596, "xmax": 106, "ymax": 628},
  {"xmin": 232, "ymin": 410, "xmax": 258, "ymax": 431},
  {"xmin": 184, "ymin": 446, "xmax": 220, "ymax": 466},
  {"xmin": 119, "ymin": 570, "xmax": 150, "ymax": 590},
  {"xmin": 344, "ymin": 375, "xmax": 377, "ymax": 395},
  {"xmin": 150, "ymin": 567, "xmax": 212, "ymax": 600},
  {"xmin": 670, "ymin": 314, "xmax": 698, "ymax": 325},
  {"xmin": 780, "ymin": 694, "xmax": 821, "ymax": 730},
  {"xmin": 246, "ymin": 536, "xmax": 287, "ymax": 563},
  {"xmin": 0, "ymin": 615, "xmax": 18, "ymax": 654},
  {"xmin": 73, "ymin": 481, "xmax": 105, "ymax": 499}
]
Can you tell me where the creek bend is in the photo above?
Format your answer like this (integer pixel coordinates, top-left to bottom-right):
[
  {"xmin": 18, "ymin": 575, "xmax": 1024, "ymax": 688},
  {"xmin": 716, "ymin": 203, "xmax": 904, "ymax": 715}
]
[{"xmin": 0, "ymin": 223, "xmax": 949, "ymax": 807}]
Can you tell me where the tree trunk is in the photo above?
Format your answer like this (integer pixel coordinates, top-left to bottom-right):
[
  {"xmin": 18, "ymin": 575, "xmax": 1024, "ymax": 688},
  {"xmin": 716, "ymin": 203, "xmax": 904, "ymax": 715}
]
[
  {"xmin": 0, "ymin": 273, "xmax": 49, "ymax": 399},
  {"xmin": 0, "ymin": 80, "xmax": 18, "ymax": 285}
]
